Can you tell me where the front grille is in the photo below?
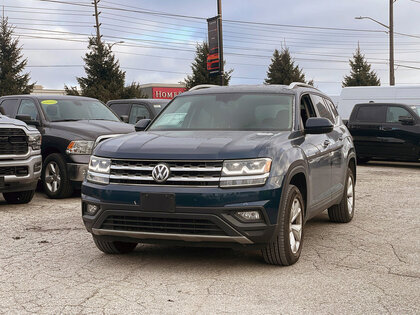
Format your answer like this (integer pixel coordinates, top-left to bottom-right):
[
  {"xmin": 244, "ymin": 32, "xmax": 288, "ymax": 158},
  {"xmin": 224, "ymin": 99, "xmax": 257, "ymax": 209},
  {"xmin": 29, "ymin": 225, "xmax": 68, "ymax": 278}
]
[
  {"xmin": 0, "ymin": 128, "xmax": 28, "ymax": 155},
  {"xmin": 0, "ymin": 166, "xmax": 28, "ymax": 176},
  {"xmin": 110, "ymin": 159, "xmax": 223, "ymax": 186},
  {"xmin": 101, "ymin": 215, "xmax": 226, "ymax": 236}
]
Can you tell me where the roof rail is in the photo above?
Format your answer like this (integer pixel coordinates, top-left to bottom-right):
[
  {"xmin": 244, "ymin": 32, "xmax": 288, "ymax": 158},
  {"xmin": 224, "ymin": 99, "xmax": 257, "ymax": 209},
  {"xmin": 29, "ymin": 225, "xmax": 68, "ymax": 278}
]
[
  {"xmin": 288, "ymin": 82, "xmax": 321, "ymax": 92},
  {"xmin": 189, "ymin": 84, "xmax": 220, "ymax": 91}
]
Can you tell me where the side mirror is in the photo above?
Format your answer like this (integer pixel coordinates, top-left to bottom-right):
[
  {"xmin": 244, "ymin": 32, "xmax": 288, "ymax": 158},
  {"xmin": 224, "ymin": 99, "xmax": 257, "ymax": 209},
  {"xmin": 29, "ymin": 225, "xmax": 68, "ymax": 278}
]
[
  {"xmin": 305, "ymin": 117, "xmax": 333, "ymax": 134},
  {"xmin": 135, "ymin": 119, "xmax": 151, "ymax": 132},
  {"xmin": 120, "ymin": 115, "xmax": 129, "ymax": 123},
  {"xmin": 16, "ymin": 115, "xmax": 40, "ymax": 127},
  {"xmin": 398, "ymin": 116, "xmax": 415, "ymax": 125}
]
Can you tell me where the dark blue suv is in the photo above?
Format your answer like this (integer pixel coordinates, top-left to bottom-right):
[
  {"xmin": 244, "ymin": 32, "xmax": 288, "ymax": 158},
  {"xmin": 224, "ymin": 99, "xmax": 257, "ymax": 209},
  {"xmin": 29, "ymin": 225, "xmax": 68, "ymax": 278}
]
[{"xmin": 82, "ymin": 84, "xmax": 356, "ymax": 265}]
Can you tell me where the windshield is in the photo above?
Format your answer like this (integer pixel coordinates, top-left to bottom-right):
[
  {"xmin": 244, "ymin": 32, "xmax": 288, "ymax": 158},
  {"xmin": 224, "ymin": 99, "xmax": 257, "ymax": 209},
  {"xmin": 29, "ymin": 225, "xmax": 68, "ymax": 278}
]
[
  {"xmin": 40, "ymin": 99, "xmax": 120, "ymax": 122},
  {"xmin": 149, "ymin": 93, "xmax": 294, "ymax": 131}
]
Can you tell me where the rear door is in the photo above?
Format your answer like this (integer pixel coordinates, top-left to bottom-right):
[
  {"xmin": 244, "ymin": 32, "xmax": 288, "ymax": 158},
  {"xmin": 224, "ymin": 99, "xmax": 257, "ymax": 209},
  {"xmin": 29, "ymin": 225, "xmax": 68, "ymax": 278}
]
[
  {"xmin": 349, "ymin": 105, "xmax": 386, "ymax": 158},
  {"xmin": 381, "ymin": 105, "xmax": 419, "ymax": 160}
]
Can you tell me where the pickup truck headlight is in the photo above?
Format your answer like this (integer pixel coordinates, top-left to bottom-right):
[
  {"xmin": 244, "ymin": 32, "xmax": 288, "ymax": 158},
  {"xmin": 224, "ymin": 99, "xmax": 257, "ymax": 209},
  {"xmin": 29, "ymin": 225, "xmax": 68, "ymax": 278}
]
[
  {"xmin": 28, "ymin": 134, "xmax": 41, "ymax": 150},
  {"xmin": 86, "ymin": 156, "xmax": 111, "ymax": 184},
  {"xmin": 66, "ymin": 140, "xmax": 94, "ymax": 155},
  {"xmin": 220, "ymin": 158, "xmax": 272, "ymax": 188}
]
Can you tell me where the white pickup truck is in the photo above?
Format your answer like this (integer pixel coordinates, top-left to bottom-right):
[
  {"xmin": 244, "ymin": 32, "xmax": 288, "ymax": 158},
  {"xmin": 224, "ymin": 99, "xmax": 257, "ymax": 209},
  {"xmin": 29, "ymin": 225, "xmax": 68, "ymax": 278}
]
[{"xmin": 0, "ymin": 111, "xmax": 42, "ymax": 204}]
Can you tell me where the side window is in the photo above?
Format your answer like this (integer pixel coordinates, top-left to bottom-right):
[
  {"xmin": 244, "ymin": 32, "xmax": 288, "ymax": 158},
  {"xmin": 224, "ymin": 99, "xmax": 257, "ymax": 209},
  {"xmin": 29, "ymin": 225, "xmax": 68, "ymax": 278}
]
[
  {"xmin": 300, "ymin": 94, "xmax": 316, "ymax": 126},
  {"xmin": 17, "ymin": 99, "xmax": 39, "ymax": 121},
  {"xmin": 355, "ymin": 106, "xmax": 386, "ymax": 123},
  {"xmin": 110, "ymin": 103, "xmax": 131, "ymax": 117},
  {"xmin": 324, "ymin": 98, "xmax": 339, "ymax": 120},
  {"xmin": 386, "ymin": 106, "xmax": 412, "ymax": 123},
  {"xmin": 129, "ymin": 104, "xmax": 150, "ymax": 124},
  {"xmin": 0, "ymin": 99, "xmax": 19, "ymax": 117},
  {"xmin": 311, "ymin": 95, "xmax": 334, "ymax": 123}
]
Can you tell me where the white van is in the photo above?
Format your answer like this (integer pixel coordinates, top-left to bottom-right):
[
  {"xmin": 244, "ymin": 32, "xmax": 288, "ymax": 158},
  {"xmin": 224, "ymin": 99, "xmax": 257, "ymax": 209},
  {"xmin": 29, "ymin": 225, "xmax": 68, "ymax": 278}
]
[{"xmin": 336, "ymin": 85, "xmax": 420, "ymax": 119}]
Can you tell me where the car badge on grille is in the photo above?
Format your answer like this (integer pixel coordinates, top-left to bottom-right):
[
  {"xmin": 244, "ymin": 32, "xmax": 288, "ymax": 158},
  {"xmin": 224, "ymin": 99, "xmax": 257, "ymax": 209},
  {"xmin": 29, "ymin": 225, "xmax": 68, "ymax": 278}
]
[{"xmin": 152, "ymin": 164, "xmax": 170, "ymax": 183}]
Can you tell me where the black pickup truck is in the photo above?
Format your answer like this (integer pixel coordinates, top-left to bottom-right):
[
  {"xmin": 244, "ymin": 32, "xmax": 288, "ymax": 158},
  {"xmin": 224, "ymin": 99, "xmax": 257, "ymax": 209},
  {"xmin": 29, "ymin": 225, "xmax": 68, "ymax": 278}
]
[
  {"xmin": 347, "ymin": 103, "xmax": 420, "ymax": 163},
  {"xmin": 0, "ymin": 95, "xmax": 134, "ymax": 198}
]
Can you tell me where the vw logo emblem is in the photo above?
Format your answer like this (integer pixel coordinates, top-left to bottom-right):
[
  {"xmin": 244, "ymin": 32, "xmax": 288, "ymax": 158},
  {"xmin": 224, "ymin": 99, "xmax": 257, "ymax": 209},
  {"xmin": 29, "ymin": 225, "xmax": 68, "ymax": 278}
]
[{"xmin": 152, "ymin": 164, "xmax": 170, "ymax": 183}]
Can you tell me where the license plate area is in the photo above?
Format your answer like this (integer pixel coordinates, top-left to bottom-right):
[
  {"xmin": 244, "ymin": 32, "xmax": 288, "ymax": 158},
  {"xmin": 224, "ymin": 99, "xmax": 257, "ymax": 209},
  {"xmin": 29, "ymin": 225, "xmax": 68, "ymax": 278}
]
[{"xmin": 141, "ymin": 193, "xmax": 176, "ymax": 212}]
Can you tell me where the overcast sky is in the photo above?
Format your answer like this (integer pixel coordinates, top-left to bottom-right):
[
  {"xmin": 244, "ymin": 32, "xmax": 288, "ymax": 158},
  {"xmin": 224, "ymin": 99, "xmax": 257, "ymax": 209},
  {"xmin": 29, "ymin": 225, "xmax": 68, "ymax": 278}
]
[{"xmin": 2, "ymin": 0, "xmax": 420, "ymax": 96}]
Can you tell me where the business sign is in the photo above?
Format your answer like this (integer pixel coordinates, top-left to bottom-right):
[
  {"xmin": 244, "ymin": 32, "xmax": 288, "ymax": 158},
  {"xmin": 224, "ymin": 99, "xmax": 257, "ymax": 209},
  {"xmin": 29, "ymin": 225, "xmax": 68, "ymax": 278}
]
[
  {"xmin": 207, "ymin": 16, "xmax": 220, "ymax": 75},
  {"xmin": 152, "ymin": 87, "xmax": 186, "ymax": 99}
]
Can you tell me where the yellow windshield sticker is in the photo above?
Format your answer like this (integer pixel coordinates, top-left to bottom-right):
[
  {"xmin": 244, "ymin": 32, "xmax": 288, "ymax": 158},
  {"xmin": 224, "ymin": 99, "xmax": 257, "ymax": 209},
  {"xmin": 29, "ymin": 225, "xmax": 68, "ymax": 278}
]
[{"xmin": 41, "ymin": 100, "xmax": 58, "ymax": 105}]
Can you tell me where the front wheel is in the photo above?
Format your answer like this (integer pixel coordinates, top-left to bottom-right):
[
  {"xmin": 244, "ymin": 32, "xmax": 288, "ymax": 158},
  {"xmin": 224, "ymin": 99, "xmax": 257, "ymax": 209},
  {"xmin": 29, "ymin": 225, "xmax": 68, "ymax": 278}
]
[
  {"xmin": 93, "ymin": 236, "xmax": 137, "ymax": 254},
  {"xmin": 262, "ymin": 185, "xmax": 304, "ymax": 266},
  {"xmin": 42, "ymin": 153, "xmax": 74, "ymax": 199},
  {"xmin": 2, "ymin": 190, "xmax": 35, "ymax": 204},
  {"xmin": 328, "ymin": 168, "xmax": 355, "ymax": 223}
]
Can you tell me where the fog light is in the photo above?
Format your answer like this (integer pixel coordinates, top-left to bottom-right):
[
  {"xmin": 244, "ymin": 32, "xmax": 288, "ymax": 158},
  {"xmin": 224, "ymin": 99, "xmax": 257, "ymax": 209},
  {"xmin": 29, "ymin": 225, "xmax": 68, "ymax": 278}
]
[
  {"xmin": 86, "ymin": 204, "xmax": 100, "ymax": 216},
  {"xmin": 34, "ymin": 162, "xmax": 42, "ymax": 172},
  {"xmin": 236, "ymin": 210, "xmax": 261, "ymax": 221}
]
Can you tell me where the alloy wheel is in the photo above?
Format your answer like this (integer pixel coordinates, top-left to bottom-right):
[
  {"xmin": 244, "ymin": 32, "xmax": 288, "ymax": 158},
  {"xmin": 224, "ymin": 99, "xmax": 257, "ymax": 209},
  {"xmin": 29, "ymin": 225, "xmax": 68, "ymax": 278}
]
[
  {"xmin": 45, "ymin": 161, "xmax": 61, "ymax": 193},
  {"xmin": 289, "ymin": 197, "xmax": 303, "ymax": 254},
  {"xmin": 347, "ymin": 176, "xmax": 354, "ymax": 215}
]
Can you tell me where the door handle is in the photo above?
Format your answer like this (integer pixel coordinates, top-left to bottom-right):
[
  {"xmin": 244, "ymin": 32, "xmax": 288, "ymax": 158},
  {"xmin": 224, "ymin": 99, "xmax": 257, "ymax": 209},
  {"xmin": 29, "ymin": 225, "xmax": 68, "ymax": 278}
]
[
  {"xmin": 381, "ymin": 126, "xmax": 393, "ymax": 131},
  {"xmin": 323, "ymin": 140, "xmax": 331, "ymax": 148}
]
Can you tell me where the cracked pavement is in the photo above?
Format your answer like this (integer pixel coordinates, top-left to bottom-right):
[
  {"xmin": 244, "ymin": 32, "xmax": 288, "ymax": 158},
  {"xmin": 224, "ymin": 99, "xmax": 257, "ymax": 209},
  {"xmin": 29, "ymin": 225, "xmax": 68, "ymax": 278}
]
[{"xmin": 1, "ymin": 162, "xmax": 419, "ymax": 314}]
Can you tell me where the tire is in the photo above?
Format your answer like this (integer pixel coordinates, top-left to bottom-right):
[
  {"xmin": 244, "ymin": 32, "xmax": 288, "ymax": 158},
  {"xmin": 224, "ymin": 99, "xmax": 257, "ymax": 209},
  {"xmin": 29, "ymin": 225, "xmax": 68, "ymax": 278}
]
[
  {"xmin": 42, "ymin": 153, "xmax": 74, "ymax": 199},
  {"xmin": 328, "ymin": 168, "xmax": 355, "ymax": 223},
  {"xmin": 2, "ymin": 190, "xmax": 35, "ymax": 204},
  {"xmin": 93, "ymin": 236, "xmax": 137, "ymax": 254},
  {"xmin": 262, "ymin": 185, "xmax": 304, "ymax": 266}
]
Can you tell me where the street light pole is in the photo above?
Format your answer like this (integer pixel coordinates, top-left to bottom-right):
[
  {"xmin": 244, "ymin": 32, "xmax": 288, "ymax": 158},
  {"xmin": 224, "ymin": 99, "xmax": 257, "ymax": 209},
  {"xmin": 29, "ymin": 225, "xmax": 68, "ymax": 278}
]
[
  {"xmin": 217, "ymin": 0, "xmax": 224, "ymax": 86},
  {"xmin": 389, "ymin": 0, "xmax": 395, "ymax": 85}
]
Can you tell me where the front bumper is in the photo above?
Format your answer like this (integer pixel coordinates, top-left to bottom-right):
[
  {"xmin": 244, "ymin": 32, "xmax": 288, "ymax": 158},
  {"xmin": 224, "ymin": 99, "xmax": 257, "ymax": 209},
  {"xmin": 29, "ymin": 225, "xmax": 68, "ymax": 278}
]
[
  {"xmin": 0, "ymin": 155, "xmax": 42, "ymax": 193},
  {"xmin": 81, "ymin": 178, "xmax": 283, "ymax": 247},
  {"xmin": 67, "ymin": 163, "xmax": 88, "ymax": 182}
]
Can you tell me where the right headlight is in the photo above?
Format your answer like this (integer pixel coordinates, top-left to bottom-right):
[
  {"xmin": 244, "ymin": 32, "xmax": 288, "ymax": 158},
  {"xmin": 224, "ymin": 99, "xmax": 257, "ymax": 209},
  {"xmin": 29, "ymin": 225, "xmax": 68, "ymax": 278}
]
[
  {"xmin": 220, "ymin": 158, "xmax": 272, "ymax": 188},
  {"xmin": 86, "ymin": 156, "xmax": 111, "ymax": 184},
  {"xmin": 28, "ymin": 134, "xmax": 42, "ymax": 150}
]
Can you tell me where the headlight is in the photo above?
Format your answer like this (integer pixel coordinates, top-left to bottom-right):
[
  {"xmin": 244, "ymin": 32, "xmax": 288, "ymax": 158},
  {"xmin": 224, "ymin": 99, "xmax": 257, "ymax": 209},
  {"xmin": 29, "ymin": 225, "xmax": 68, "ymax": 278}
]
[
  {"xmin": 28, "ymin": 134, "xmax": 41, "ymax": 150},
  {"xmin": 86, "ymin": 156, "xmax": 110, "ymax": 184},
  {"xmin": 66, "ymin": 140, "xmax": 94, "ymax": 155},
  {"xmin": 220, "ymin": 158, "xmax": 272, "ymax": 188}
]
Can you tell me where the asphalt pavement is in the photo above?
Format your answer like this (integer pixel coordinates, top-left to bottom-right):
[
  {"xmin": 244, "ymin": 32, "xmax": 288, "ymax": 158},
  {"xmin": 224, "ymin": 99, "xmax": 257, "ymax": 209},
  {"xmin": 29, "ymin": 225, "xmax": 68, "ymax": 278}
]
[{"xmin": 1, "ymin": 162, "xmax": 419, "ymax": 314}]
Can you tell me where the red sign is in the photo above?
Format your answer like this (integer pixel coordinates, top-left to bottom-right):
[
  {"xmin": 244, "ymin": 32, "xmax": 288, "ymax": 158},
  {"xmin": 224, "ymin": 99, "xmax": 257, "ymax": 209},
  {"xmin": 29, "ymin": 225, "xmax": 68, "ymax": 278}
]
[{"xmin": 153, "ymin": 87, "xmax": 186, "ymax": 99}]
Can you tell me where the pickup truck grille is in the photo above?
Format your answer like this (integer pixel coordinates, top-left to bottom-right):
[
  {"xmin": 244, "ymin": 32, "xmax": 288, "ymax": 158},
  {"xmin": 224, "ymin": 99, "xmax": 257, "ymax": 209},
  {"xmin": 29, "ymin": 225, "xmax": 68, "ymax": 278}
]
[
  {"xmin": 0, "ymin": 128, "xmax": 28, "ymax": 155},
  {"xmin": 101, "ymin": 215, "xmax": 226, "ymax": 236},
  {"xmin": 0, "ymin": 166, "xmax": 28, "ymax": 176},
  {"xmin": 109, "ymin": 159, "xmax": 223, "ymax": 186}
]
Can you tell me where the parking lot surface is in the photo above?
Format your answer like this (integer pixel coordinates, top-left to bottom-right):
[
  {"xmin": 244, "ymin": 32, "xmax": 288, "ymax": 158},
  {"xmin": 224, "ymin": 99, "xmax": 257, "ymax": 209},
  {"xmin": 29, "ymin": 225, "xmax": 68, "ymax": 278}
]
[{"xmin": 1, "ymin": 163, "xmax": 419, "ymax": 314}]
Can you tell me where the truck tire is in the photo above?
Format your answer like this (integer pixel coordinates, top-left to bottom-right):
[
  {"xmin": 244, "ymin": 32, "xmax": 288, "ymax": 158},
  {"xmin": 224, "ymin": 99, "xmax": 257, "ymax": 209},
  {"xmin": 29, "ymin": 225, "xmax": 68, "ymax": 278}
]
[
  {"xmin": 93, "ymin": 236, "xmax": 137, "ymax": 254},
  {"xmin": 2, "ymin": 190, "xmax": 35, "ymax": 204},
  {"xmin": 42, "ymin": 153, "xmax": 74, "ymax": 199},
  {"xmin": 262, "ymin": 185, "xmax": 304, "ymax": 266},
  {"xmin": 328, "ymin": 168, "xmax": 355, "ymax": 223}
]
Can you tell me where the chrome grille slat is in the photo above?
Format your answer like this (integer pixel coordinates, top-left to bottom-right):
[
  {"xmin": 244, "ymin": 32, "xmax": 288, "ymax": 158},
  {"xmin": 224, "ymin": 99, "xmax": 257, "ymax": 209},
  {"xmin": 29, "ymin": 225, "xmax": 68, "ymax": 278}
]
[{"xmin": 110, "ymin": 159, "xmax": 223, "ymax": 186}]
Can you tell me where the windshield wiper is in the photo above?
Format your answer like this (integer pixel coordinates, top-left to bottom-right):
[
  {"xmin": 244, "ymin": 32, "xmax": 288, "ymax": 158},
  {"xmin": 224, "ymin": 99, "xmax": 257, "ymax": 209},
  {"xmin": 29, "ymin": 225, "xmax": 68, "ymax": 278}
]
[{"xmin": 53, "ymin": 119, "xmax": 80, "ymax": 122}]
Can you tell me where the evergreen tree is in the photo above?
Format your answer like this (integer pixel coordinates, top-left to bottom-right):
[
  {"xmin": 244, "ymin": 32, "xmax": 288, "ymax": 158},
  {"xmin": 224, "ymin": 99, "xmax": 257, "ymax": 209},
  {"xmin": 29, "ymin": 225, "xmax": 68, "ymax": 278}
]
[
  {"xmin": 0, "ymin": 17, "xmax": 34, "ymax": 95},
  {"xmin": 184, "ymin": 42, "xmax": 232, "ymax": 90},
  {"xmin": 265, "ymin": 48, "xmax": 310, "ymax": 85},
  {"xmin": 65, "ymin": 37, "xmax": 146, "ymax": 102},
  {"xmin": 342, "ymin": 45, "xmax": 380, "ymax": 87}
]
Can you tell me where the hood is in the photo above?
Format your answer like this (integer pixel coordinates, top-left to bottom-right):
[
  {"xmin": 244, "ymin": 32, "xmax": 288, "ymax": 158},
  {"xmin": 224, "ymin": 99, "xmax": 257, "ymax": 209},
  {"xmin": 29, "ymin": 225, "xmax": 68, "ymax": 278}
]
[
  {"xmin": 48, "ymin": 120, "xmax": 135, "ymax": 140},
  {"xmin": 94, "ymin": 130, "xmax": 290, "ymax": 160},
  {"xmin": 0, "ymin": 115, "xmax": 37, "ymax": 132}
]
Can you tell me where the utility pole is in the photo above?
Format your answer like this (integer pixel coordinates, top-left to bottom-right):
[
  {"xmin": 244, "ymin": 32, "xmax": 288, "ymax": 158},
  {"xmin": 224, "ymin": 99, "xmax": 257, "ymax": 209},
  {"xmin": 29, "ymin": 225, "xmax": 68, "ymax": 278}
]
[
  {"xmin": 217, "ymin": 0, "xmax": 224, "ymax": 86},
  {"xmin": 389, "ymin": 0, "xmax": 395, "ymax": 86},
  {"xmin": 93, "ymin": 0, "xmax": 102, "ymax": 44}
]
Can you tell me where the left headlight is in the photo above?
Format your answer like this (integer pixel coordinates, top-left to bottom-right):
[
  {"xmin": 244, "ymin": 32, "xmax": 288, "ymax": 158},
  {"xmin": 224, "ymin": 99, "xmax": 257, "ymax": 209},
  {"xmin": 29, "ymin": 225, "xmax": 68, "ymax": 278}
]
[
  {"xmin": 86, "ymin": 156, "xmax": 111, "ymax": 184},
  {"xmin": 28, "ymin": 134, "xmax": 42, "ymax": 150},
  {"xmin": 220, "ymin": 158, "xmax": 272, "ymax": 188},
  {"xmin": 66, "ymin": 140, "xmax": 94, "ymax": 155}
]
